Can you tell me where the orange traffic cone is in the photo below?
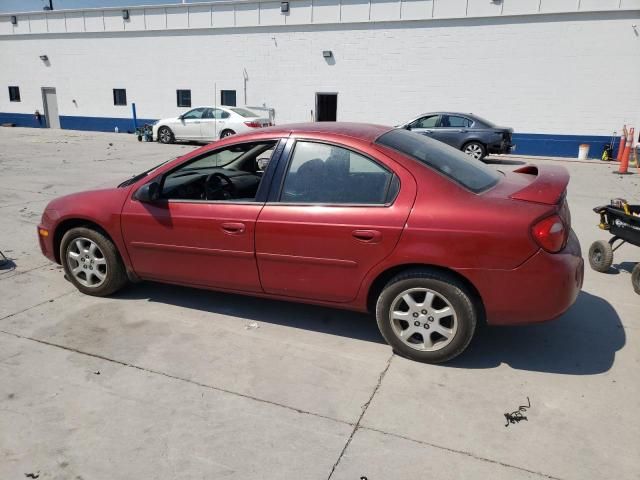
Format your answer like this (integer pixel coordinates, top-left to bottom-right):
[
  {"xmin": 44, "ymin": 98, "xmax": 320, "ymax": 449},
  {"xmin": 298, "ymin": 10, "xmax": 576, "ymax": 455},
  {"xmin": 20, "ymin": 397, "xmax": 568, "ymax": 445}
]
[
  {"xmin": 618, "ymin": 127, "xmax": 634, "ymax": 174},
  {"xmin": 617, "ymin": 126, "xmax": 627, "ymax": 161}
]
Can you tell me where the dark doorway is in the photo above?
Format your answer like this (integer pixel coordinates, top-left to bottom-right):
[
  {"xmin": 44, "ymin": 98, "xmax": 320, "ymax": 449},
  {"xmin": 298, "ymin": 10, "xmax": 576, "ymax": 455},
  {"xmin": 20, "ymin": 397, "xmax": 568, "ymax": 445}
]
[
  {"xmin": 221, "ymin": 90, "xmax": 237, "ymax": 106},
  {"xmin": 316, "ymin": 93, "xmax": 337, "ymax": 122}
]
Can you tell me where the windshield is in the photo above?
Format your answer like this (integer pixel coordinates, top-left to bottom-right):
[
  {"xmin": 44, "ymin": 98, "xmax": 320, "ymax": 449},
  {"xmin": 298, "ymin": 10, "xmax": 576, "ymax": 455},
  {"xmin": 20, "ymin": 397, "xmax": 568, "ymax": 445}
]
[
  {"xmin": 118, "ymin": 160, "xmax": 169, "ymax": 188},
  {"xmin": 230, "ymin": 107, "xmax": 259, "ymax": 118},
  {"xmin": 376, "ymin": 129, "xmax": 500, "ymax": 193}
]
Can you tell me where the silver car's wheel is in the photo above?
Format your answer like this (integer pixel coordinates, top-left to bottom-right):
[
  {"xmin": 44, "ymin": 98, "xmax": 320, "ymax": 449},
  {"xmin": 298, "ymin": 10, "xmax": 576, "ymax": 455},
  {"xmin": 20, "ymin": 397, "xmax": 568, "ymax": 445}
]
[
  {"xmin": 389, "ymin": 287, "xmax": 458, "ymax": 352},
  {"xmin": 463, "ymin": 142, "xmax": 485, "ymax": 160},
  {"xmin": 66, "ymin": 237, "xmax": 107, "ymax": 288}
]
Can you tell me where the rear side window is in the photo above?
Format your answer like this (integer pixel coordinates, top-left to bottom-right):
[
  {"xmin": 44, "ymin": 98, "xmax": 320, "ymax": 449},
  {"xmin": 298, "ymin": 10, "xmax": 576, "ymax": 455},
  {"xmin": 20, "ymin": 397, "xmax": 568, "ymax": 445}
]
[
  {"xmin": 442, "ymin": 115, "xmax": 472, "ymax": 128},
  {"xmin": 230, "ymin": 107, "xmax": 259, "ymax": 117},
  {"xmin": 281, "ymin": 141, "xmax": 394, "ymax": 204},
  {"xmin": 376, "ymin": 129, "xmax": 499, "ymax": 193}
]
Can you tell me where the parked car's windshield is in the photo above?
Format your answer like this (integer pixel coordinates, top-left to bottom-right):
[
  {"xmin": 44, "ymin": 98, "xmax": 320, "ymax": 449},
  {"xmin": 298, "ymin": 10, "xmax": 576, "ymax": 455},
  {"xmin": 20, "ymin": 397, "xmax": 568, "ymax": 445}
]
[
  {"xmin": 230, "ymin": 107, "xmax": 259, "ymax": 117},
  {"xmin": 376, "ymin": 129, "xmax": 500, "ymax": 193}
]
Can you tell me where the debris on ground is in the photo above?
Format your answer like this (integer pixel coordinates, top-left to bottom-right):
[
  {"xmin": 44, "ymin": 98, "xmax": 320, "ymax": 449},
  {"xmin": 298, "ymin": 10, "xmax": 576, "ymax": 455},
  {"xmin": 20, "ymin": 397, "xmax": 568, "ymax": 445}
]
[
  {"xmin": 93, "ymin": 371, "xmax": 101, "ymax": 375},
  {"xmin": 24, "ymin": 472, "xmax": 40, "ymax": 479},
  {"xmin": 504, "ymin": 397, "xmax": 531, "ymax": 427},
  {"xmin": 244, "ymin": 321, "xmax": 259, "ymax": 330}
]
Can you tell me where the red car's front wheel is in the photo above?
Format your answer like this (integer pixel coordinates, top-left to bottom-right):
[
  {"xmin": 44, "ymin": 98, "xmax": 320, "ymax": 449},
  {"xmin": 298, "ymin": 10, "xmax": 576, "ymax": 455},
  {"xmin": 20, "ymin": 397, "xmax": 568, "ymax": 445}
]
[
  {"xmin": 375, "ymin": 269, "xmax": 478, "ymax": 363},
  {"xmin": 60, "ymin": 227, "xmax": 128, "ymax": 297}
]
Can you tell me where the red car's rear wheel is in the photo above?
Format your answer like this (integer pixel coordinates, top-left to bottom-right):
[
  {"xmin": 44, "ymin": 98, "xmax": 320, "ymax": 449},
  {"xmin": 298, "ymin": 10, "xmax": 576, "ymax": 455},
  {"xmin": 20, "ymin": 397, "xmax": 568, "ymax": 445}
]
[{"xmin": 376, "ymin": 269, "xmax": 478, "ymax": 363}]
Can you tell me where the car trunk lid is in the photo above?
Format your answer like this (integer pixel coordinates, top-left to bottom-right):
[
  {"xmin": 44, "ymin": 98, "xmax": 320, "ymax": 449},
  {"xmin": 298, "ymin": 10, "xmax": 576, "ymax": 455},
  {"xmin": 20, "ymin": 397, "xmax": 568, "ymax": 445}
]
[{"xmin": 509, "ymin": 165, "xmax": 569, "ymax": 206}]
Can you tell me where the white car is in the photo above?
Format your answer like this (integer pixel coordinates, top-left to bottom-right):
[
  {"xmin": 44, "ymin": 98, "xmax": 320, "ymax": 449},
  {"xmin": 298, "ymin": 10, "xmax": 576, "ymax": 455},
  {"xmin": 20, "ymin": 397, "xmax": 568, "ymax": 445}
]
[{"xmin": 152, "ymin": 106, "xmax": 271, "ymax": 143}]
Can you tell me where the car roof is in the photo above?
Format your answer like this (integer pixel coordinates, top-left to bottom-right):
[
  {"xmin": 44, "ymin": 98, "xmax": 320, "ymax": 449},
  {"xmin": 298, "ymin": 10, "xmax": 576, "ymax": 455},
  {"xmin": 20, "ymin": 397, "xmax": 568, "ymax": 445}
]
[{"xmin": 255, "ymin": 122, "xmax": 393, "ymax": 142}]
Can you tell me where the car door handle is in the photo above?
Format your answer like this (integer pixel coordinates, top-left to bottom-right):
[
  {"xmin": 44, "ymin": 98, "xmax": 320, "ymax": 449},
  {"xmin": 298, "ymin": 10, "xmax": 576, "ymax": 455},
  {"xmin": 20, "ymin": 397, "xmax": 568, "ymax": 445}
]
[
  {"xmin": 456, "ymin": 129, "xmax": 468, "ymax": 133},
  {"xmin": 352, "ymin": 229, "xmax": 382, "ymax": 243},
  {"xmin": 423, "ymin": 130, "xmax": 433, "ymax": 134},
  {"xmin": 221, "ymin": 222, "xmax": 246, "ymax": 234}
]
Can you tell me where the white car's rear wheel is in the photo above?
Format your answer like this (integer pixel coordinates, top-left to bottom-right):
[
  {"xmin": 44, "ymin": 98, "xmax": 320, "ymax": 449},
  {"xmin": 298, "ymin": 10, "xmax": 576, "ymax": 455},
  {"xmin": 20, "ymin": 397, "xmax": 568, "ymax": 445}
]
[{"xmin": 220, "ymin": 129, "xmax": 235, "ymax": 139}]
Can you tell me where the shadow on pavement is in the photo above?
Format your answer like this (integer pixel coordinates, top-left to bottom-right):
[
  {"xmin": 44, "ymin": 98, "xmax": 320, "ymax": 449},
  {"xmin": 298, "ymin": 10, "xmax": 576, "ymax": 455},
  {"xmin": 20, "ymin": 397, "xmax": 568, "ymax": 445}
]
[
  {"xmin": 484, "ymin": 157, "xmax": 526, "ymax": 166},
  {"xmin": 449, "ymin": 291, "xmax": 625, "ymax": 374},
  {"xmin": 114, "ymin": 281, "xmax": 386, "ymax": 344}
]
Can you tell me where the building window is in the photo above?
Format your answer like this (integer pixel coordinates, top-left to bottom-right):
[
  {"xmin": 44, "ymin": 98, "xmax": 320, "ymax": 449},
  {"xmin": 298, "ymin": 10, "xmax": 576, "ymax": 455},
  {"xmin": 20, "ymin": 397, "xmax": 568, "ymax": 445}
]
[
  {"xmin": 177, "ymin": 89, "xmax": 191, "ymax": 108},
  {"xmin": 113, "ymin": 89, "xmax": 127, "ymax": 106},
  {"xmin": 220, "ymin": 90, "xmax": 236, "ymax": 107},
  {"xmin": 8, "ymin": 86, "xmax": 20, "ymax": 102}
]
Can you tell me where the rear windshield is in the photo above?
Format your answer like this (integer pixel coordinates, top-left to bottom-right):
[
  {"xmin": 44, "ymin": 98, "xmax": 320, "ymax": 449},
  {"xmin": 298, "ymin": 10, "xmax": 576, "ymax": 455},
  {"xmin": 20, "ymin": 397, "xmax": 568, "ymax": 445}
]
[
  {"xmin": 230, "ymin": 107, "xmax": 259, "ymax": 118},
  {"xmin": 376, "ymin": 129, "xmax": 500, "ymax": 193}
]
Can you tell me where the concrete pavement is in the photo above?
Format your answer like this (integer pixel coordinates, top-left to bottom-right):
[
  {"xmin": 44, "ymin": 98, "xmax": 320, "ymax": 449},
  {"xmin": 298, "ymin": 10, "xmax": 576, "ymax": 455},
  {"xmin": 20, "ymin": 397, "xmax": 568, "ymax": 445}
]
[{"xmin": 1, "ymin": 127, "xmax": 638, "ymax": 479}]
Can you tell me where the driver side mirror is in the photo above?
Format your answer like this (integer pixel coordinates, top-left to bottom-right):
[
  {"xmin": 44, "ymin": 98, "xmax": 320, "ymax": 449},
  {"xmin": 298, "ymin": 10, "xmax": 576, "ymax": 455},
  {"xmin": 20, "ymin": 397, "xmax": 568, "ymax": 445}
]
[
  {"xmin": 404, "ymin": 124, "xmax": 412, "ymax": 130},
  {"xmin": 135, "ymin": 181, "xmax": 160, "ymax": 203},
  {"xmin": 178, "ymin": 114, "xmax": 185, "ymax": 121}
]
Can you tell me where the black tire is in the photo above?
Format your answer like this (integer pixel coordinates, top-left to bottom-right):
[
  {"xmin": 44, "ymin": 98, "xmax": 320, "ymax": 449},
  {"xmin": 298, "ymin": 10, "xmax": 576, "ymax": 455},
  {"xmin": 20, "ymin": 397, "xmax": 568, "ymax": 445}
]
[
  {"xmin": 632, "ymin": 263, "xmax": 640, "ymax": 295},
  {"xmin": 462, "ymin": 141, "xmax": 486, "ymax": 160},
  {"xmin": 588, "ymin": 240, "xmax": 614, "ymax": 273},
  {"xmin": 60, "ymin": 227, "xmax": 128, "ymax": 297},
  {"xmin": 375, "ymin": 269, "xmax": 478, "ymax": 363},
  {"xmin": 158, "ymin": 126, "xmax": 175, "ymax": 144},
  {"xmin": 220, "ymin": 129, "xmax": 235, "ymax": 139}
]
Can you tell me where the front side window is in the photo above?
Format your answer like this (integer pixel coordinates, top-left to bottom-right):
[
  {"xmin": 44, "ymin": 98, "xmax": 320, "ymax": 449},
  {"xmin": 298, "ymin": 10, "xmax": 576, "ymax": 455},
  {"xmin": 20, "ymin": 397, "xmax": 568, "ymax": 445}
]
[
  {"xmin": 177, "ymin": 89, "xmax": 191, "ymax": 108},
  {"xmin": 8, "ymin": 86, "xmax": 20, "ymax": 102},
  {"xmin": 442, "ymin": 115, "xmax": 472, "ymax": 128},
  {"xmin": 182, "ymin": 107, "xmax": 206, "ymax": 120},
  {"xmin": 280, "ymin": 141, "xmax": 394, "ymax": 204},
  {"xmin": 409, "ymin": 115, "xmax": 439, "ymax": 129},
  {"xmin": 113, "ymin": 89, "xmax": 126, "ymax": 106},
  {"xmin": 161, "ymin": 140, "xmax": 278, "ymax": 201},
  {"xmin": 376, "ymin": 129, "xmax": 499, "ymax": 193}
]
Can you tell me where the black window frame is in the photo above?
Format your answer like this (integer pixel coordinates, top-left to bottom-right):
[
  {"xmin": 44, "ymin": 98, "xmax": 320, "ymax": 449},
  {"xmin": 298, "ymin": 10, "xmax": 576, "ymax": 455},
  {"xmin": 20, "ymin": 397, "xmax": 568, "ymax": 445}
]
[
  {"xmin": 273, "ymin": 139, "xmax": 399, "ymax": 207},
  {"xmin": 8, "ymin": 86, "xmax": 20, "ymax": 102},
  {"xmin": 177, "ymin": 89, "xmax": 191, "ymax": 108},
  {"xmin": 220, "ymin": 89, "xmax": 237, "ymax": 107},
  {"xmin": 441, "ymin": 115, "xmax": 472, "ymax": 128},
  {"xmin": 409, "ymin": 115, "xmax": 440, "ymax": 129},
  {"xmin": 113, "ymin": 88, "xmax": 127, "ymax": 106},
  {"xmin": 155, "ymin": 138, "xmax": 286, "ymax": 204}
]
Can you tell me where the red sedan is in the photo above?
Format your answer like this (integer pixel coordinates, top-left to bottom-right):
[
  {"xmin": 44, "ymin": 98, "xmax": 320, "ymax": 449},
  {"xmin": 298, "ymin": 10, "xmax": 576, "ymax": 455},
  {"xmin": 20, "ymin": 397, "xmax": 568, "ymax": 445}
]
[{"xmin": 37, "ymin": 123, "xmax": 583, "ymax": 363}]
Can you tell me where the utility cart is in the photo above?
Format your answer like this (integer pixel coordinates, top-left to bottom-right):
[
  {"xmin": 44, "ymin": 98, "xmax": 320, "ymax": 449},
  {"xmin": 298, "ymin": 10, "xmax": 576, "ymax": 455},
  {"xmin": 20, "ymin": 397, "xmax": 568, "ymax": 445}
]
[{"xmin": 589, "ymin": 199, "xmax": 640, "ymax": 294}]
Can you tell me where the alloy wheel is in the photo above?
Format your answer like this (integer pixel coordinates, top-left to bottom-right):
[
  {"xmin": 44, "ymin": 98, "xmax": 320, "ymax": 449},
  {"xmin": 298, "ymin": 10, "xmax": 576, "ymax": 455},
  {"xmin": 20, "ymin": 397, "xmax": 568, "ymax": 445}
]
[
  {"xmin": 159, "ymin": 128, "xmax": 171, "ymax": 143},
  {"xmin": 389, "ymin": 287, "xmax": 458, "ymax": 352},
  {"xmin": 464, "ymin": 143, "xmax": 484, "ymax": 160},
  {"xmin": 67, "ymin": 237, "xmax": 107, "ymax": 288}
]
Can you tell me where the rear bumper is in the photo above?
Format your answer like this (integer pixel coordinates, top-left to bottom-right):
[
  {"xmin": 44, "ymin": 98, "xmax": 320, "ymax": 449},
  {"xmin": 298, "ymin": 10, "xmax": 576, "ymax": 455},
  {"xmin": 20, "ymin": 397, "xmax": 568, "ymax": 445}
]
[
  {"xmin": 488, "ymin": 141, "xmax": 514, "ymax": 154},
  {"xmin": 464, "ymin": 230, "xmax": 583, "ymax": 325}
]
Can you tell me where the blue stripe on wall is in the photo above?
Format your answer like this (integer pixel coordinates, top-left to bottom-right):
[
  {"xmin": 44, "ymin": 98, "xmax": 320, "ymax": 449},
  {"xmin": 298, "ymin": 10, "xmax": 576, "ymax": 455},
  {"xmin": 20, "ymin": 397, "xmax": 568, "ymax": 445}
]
[
  {"xmin": 0, "ymin": 112, "xmax": 47, "ymax": 128},
  {"xmin": 60, "ymin": 115, "xmax": 158, "ymax": 133},
  {"xmin": 512, "ymin": 133, "xmax": 619, "ymax": 159},
  {"xmin": 0, "ymin": 111, "xmax": 623, "ymax": 158}
]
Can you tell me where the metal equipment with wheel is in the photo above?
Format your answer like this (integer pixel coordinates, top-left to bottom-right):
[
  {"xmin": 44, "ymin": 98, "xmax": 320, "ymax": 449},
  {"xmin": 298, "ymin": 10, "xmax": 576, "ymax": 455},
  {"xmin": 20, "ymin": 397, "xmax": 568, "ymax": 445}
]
[{"xmin": 589, "ymin": 198, "xmax": 640, "ymax": 294}]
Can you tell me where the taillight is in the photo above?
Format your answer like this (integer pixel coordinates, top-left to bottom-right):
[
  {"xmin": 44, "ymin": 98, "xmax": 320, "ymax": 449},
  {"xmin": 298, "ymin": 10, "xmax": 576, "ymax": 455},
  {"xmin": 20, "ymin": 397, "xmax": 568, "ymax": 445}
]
[
  {"xmin": 244, "ymin": 121, "xmax": 261, "ymax": 128},
  {"xmin": 532, "ymin": 214, "xmax": 567, "ymax": 253}
]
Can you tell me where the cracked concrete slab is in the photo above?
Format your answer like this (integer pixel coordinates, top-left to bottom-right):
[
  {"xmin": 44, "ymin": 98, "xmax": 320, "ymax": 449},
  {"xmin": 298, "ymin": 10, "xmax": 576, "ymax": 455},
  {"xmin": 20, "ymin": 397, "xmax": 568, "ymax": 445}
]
[
  {"xmin": 331, "ymin": 428, "xmax": 552, "ymax": 480},
  {"xmin": 0, "ymin": 333, "xmax": 352, "ymax": 480},
  {"xmin": 1, "ymin": 281, "xmax": 391, "ymax": 423}
]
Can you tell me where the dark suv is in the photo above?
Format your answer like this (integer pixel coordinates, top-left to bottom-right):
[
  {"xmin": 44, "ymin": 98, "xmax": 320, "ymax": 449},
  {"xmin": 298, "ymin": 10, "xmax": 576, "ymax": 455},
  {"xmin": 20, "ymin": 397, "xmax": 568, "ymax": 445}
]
[{"xmin": 398, "ymin": 112, "xmax": 514, "ymax": 160}]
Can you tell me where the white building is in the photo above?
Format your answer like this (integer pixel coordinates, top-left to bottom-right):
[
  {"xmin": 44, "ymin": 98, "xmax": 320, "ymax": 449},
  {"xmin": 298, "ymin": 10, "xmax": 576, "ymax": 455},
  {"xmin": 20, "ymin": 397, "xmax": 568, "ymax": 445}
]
[{"xmin": 1, "ymin": 0, "xmax": 639, "ymax": 156}]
